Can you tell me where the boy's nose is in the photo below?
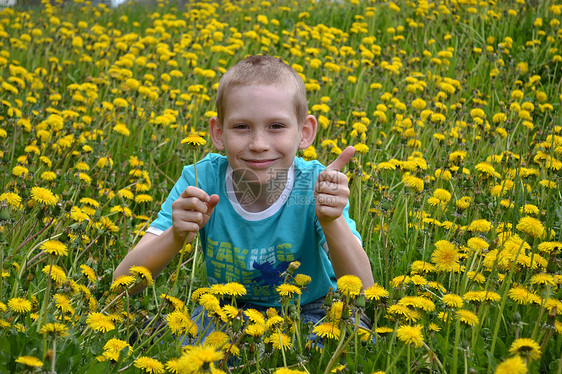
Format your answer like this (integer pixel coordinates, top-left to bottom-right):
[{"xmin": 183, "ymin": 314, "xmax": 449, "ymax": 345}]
[{"xmin": 249, "ymin": 131, "xmax": 269, "ymax": 151}]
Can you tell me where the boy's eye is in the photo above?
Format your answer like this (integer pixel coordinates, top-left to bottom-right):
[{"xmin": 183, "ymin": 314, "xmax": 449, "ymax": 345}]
[
  {"xmin": 270, "ymin": 123, "xmax": 285, "ymax": 129},
  {"xmin": 233, "ymin": 124, "xmax": 248, "ymax": 130}
]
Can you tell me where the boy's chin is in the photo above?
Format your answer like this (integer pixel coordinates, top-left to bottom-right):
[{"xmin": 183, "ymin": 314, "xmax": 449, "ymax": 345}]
[{"xmin": 231, "ymin": 168, "xmax": 288, "ymax": 189}]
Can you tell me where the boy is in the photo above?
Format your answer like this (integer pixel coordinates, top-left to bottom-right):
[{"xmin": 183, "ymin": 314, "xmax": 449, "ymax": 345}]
[{"xmin": 114, "ymin": 55, "xmax": 374, "ymax": 311}]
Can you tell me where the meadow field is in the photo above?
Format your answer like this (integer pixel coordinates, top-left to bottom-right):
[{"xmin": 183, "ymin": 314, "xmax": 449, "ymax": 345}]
[{"xmin": 1, "ymin": 0, "xmax": 561, "ymax": 372}]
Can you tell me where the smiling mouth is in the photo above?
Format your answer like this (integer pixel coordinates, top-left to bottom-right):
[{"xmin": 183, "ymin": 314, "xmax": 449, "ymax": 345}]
[{"xmin": 244, "ymin": 159, "xmax": 276, "ymax": 168}]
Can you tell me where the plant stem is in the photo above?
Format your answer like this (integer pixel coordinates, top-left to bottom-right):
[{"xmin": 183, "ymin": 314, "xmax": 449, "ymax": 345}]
[
  {"xmin": 324, "ymin": 325, "xmax": 352, "ymax": 374},
  {"xmin": 37, "ymin": 256, "xmax": 54, "ymax": 332}
]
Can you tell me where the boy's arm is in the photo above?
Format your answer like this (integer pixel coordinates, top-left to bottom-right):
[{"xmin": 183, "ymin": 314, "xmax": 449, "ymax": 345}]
[
  {"xmin": 315, "ymin": 146, "xmax": 375, "ymax": 288},
  {"xmin": 113, "ymin": 230, "xmax": 184, "ymax": 294},
  {"xmin": 114, "ymin": 186, "xmax": 219, "ymax": 294}
]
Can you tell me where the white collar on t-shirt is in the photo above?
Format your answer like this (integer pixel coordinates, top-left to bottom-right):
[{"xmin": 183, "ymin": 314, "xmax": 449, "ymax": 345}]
[{"xmin": 225, "ymin": 163, "xmax": 295, "ymax": 221}]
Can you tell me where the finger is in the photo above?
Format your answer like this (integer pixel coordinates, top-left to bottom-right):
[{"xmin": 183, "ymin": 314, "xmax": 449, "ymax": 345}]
[
  {"xmin": 325, "ymin": 146, "xmax": 355, "ymax": 172},
  {"xmin": 173, "ymin": 195, "xmax": 208, "ymax": 213},
  {"xmin": 205, "ymin": 194, "xmax": 220, "ymax": 217},
  {"xmin": 179, "ymin": 186, "xmax": 210, "ymax": 202},
  {"xmin": 173, "ymin": 210, "xmax": 205, "ymax": 230},
  {"xmin": 315, "ymin": 205, "xmax": 342, "ymax": 220},
  {"xmin": 316, "ymin": 169, "xmax": 348, "ymax": 185}
]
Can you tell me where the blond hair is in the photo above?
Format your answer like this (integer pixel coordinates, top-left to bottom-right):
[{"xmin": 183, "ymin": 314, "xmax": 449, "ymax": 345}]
[{"xmin": 215, "ymin": 55, "xmax": 308, "ymax": 124}]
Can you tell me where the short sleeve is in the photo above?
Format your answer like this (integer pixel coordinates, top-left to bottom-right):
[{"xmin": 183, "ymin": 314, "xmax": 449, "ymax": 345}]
[{"xmin": 148, "ymin": 164, "xmax": 196, "ymax": 234}]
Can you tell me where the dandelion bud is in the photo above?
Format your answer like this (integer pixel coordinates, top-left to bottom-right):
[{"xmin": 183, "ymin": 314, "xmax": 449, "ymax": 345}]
[
  {"xmin": 513, "ymin": 311, "xmax": 521, "ymax": 324},
  {"xmin": 0, "ymin": 202, "xmax": 9, "ymax": 221},
  {"xmin": 546, "ymin": 307, "xmax": 557, "ymax": 327},
  {"xmin": 289, "ymin": 305, "xmax": 299, "ymax": 320},
  {"xmin": 287, "ymin": 261, "xmax": 301, "ymax": 275},
  {"xmin": 324, "ymin": 288, "xmax": 334, "ymax": 307},
  {"xmin": 354, "ymin": 294, "xmax": 366, "ymax": 308},
  {"xmin": 462, "ymin": 340, "xmax": 470, "ymax": 350},
  {"xmin": 232, "ymin": 315, "xmax": 242, "ymax": 332}
]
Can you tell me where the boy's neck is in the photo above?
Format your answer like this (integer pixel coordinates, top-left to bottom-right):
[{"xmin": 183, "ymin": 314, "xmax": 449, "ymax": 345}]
[{"xmin": 232, "ymin": 170, "xmax": 290, "ymax": 213}]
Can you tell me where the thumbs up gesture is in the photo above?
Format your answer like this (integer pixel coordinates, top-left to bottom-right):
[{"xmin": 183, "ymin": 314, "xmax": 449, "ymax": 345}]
[{"xmin": 315, "ymin": 146, "xmax": 355, "ymax": 224}]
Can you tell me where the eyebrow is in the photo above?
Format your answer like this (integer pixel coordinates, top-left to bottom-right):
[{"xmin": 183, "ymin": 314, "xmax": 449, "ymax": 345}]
[{"xmin": 226, "ymin": 115, "xmax": 294, "ymax": 124}]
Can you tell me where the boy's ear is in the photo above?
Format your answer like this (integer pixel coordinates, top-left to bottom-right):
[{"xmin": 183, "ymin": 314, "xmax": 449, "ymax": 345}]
[
  {"xmin": 209, "ymin": 117, "xmax": 225, "ymax": 151},
  {"xmin": 299, "ymin": 115, "xmax": 317, "ymax": 149}
]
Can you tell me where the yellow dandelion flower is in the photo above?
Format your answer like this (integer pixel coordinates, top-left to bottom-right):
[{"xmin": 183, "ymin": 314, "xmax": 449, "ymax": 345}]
[
  {"xmin": 402, "ymin": 174, "xmax": 424, "ymax": 193},
  {"xmin": 456, "ymin": 309, "xmax": 479, "ymax": 326},
  {"xmin": 313, "ymin": 322, "xmax": 341, "ymax": 340},
  {"xmin": 223, "ymin": 282, "xmax": 247, "ymax": 297},
  {"xmin": 433, "ymin": 188, "xmax": 451, "ymax": 202},
  {"xmin": 276, "ymin": 283, "xmax": 301, "ymax": 297},
  {"xmin": 431, "ymin": 240, "xmax": 459, "ymax": 272},
  {"xmin": 467, "ymin": 237, "xmax": 489, "ymax": 251},
  {"xmin": 396, "ymin": 324, "xmax": 424, "ymax": 348},
  {"xmin": 265, "ymin": 331, "xmax": 293, "ymax": 350},
  {"xmin": 53, "ymin": 294, "xmax": 75, "ymax": 315},
  {"xmin": 135, "ymin": 194, "xmax": 153, "ymax": 203},
  {"xmin": 545, "ymin": 299, "xmax": 562, "ymax": 315},
  {"xmin": 134, "ymin": 356, "xmax": 165, "ymax": 374},
  {"xmin": 336, "ymin": 275, "xmax": 363, "ymax": 298},
  {"xmin": 266, "ymin": 315, "xmax": 284, "ymax": 330},
  {"xmin": 15, "ymin": 356, "xmax": 43, "ymax": 368},
  {"xmin": 530, "ymin": 273, "xmax": 556, "ymax": 286},
  {"xmin": 12, "ymin": 166, "xmax": 29, "ymax": 178},
  {"xmin": 199, "ymin": 293, "xmax": 221, "ymax": 313},
  {"xmin": 0, "ymin": 192, "xmax": 22, "ymax": 208},
  {"xmin": 80, "ymin": 197, "xmax": 100, "ymax": 207},
  {"xmin": 8, "ymin": 297, "xmax": 32, "ymax": 314},
  {"xmin": 442, "ymin": 294, "xmax": 464, "ymax": 308},
  {"xmin": 176, "ymin": 345, "xmax": 224, "ymax": 372},
  {"xmin": 509, "ymin": 338, "xmax": 541, "ymax": 360},
  {"xmin": 129, "ymin": 266, "xmax": 153, "ymax": 287},
  {"xmin": 181, "ymin": 134, "xmax": 207, "ymax": 146},
  {"xmin": 537, "ymin": 241, "xmax": 562, "ymax": 253},
  {"xmin": 42, "ymin": 264, "xmax": 66, "ymax": 285},
  {"xmin": 387, "ymin": 305, "xmax": 421, "ymax": 322},
  {"xmin": 30, "ymin": 186, "xmax": 58, "ymax": 205},
  {"xmin": 245, "ymin": 323, "xmax": 266, "ymax": 337},
  {"xmin": 39, "ymin": 323, "xmax": 69, "ymax": 338},
  {"xmin": 80, "ymin": 265, "xmax": 97, "ymax": 283},
  {"xmin": 467, "ymin": 219, "xmax": 493, "ymax": 233},
  {"xmin": 40, "ymin": 240, "xmax": 68, "ymax": 256},
  {"xmin": 364, "ymin": 284, "xmax": 389, "ymax": 301},
  {"xmin": 294, "ymin": 274, "xmax": 312, "ymax": 287},
  {"xmin": 103, "ymin": 338, "xmax": 131, "ymax": 356},
  {"xmin": 86, "ymin": 312, "xmax": 115, "ymax": 333},
  {"xmin": 508, "ymin": 286, "xmax": 538, "ymax": 305},
  {"xmin": 40, "ymin": 171, "xmax": 57, "ymax": 181},
  {"xmin": 205, "ymin": 331, "xmax": 229, "ymax": 348},
  {"xmin": 516, "ymin": 216, "xmax": 544, "ymax": 238},
  {"xmin": 244, "ymin": 308, "xmax": 266, "ymax": 325},
  {"xmin": 411, "ymin": 261, "xmax": 436, "ymax": 274},
  {"xmin": 428, "ymin": 323, "xmax": 441, "ymax": 332},
  {"xmin": 166, "ymin": 310, "xmax": 197, "ymax": 337},
  {"xmin": 110, "ymin": 275, "xmax": 136, "ymax": 291},
  {"xmin": 495, "ymin": 355, "xmax": 527, "ymax": 374}
]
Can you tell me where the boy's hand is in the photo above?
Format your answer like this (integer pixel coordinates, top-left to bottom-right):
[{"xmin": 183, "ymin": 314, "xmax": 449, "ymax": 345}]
[
  {"xmin": 171, "ymin": 186, "xmax": 219, "ymax": 244},
  {"xmin": 315, "ymin": 146, "xmax": 355, "ymax": 224}
]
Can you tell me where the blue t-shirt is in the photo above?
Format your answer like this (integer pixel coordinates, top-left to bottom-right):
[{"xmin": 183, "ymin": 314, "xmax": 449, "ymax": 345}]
[{"xmin": 148, "ymin": 153, "xmax": 361, "ymax": 306}]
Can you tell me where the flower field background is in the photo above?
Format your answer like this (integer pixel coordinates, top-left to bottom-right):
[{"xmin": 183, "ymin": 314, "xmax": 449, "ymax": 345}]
[{"xmin": 1, "ymin": 0, "xmax": 562, "ymax": 372}]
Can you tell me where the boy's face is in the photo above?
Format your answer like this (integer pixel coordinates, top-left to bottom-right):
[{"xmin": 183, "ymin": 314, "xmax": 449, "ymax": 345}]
[{"xmin": 210, "ymin": 84, "xmax": 316, "ymax": 188}]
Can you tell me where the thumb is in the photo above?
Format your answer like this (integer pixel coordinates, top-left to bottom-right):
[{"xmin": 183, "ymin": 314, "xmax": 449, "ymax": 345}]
[
  {"xmin": 205, "ymin": 194, "xmax": 220, "ymax": 216},
  {"xmin": 326, "ymin": 146, "xmax": 355, "ymax": 171}
]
